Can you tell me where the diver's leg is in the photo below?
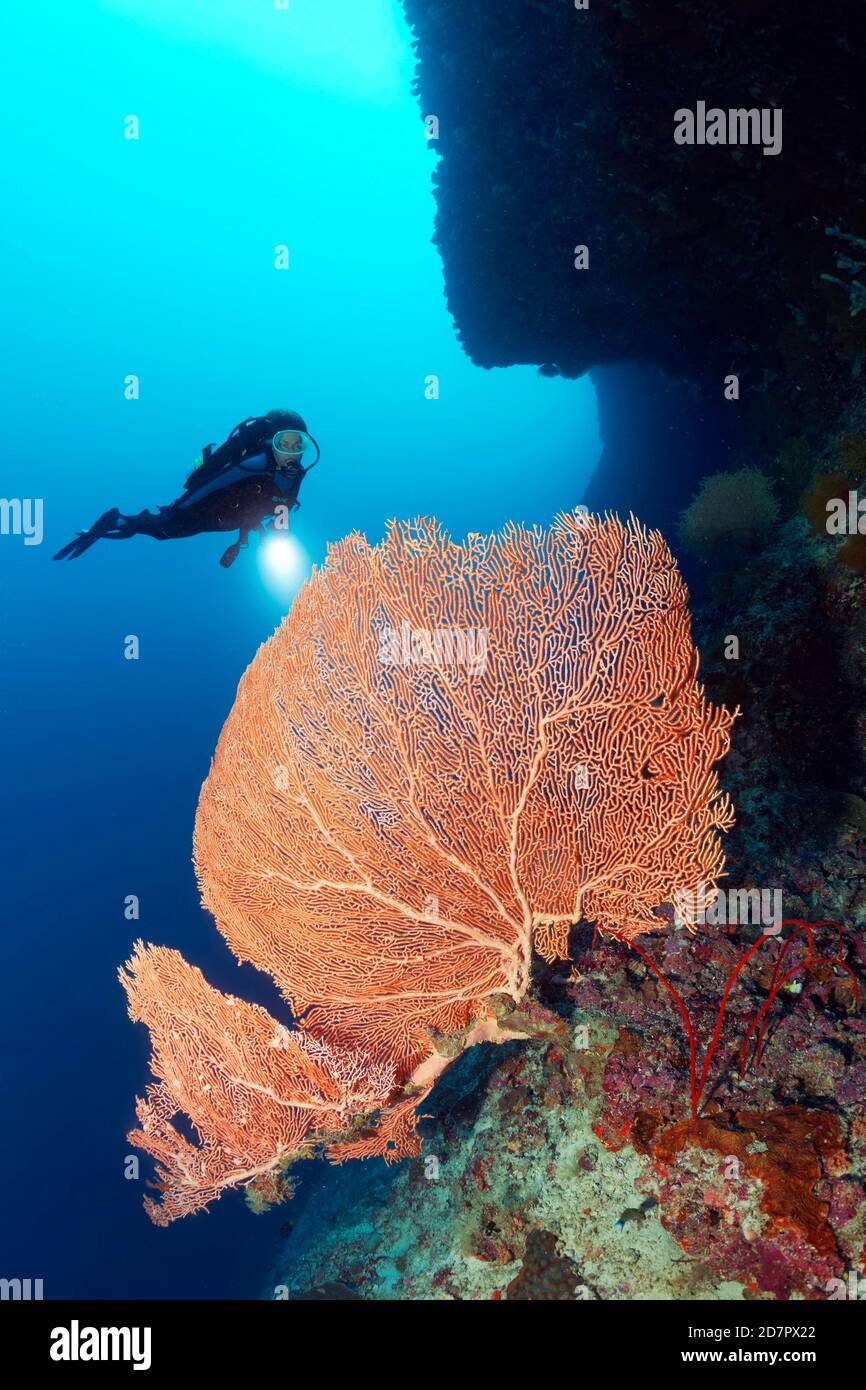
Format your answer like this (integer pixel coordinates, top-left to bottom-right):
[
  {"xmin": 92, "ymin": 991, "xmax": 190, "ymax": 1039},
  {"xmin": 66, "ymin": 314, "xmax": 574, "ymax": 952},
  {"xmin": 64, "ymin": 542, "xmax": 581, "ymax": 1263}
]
[
  {"xmin": 102, "ymin": 509, "xmax": 171, "ymax": 540},
  {"xmin": 55, "ymin": 502, "xmax": 201, "ymax": 560},
  {"xmin": 54, "ymin": 508, "xmax": 124, "ymax": 560}
]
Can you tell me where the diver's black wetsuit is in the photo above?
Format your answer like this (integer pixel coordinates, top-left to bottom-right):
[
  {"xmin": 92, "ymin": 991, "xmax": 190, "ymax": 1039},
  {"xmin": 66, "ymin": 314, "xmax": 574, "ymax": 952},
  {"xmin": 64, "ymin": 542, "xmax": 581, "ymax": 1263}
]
[{"xmin": 55, "ymin": 450, "xmax": 307, "ymax": 568}]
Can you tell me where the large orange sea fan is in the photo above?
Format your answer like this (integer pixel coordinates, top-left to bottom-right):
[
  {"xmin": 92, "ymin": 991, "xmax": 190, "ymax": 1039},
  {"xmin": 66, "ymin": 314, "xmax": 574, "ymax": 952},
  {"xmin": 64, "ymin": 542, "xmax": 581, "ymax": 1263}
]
[{"xmin": 122, "ymin": 512, "xmax": 736, "ymax": 1222}]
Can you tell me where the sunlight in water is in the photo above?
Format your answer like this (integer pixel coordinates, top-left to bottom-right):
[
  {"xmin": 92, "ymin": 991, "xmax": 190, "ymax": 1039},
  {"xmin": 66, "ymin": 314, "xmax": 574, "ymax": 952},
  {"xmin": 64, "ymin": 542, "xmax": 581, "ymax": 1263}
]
[{"xmin": 96, "ymin": 0, "xmax": 413, "ymax": 101}]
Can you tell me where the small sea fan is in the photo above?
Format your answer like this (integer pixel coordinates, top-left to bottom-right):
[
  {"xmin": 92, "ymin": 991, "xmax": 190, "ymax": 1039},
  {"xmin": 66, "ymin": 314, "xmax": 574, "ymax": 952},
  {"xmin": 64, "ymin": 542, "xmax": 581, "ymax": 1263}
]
[{"xmin": 679, "ymin": 468, "xmax": 779, "ymax": 560}]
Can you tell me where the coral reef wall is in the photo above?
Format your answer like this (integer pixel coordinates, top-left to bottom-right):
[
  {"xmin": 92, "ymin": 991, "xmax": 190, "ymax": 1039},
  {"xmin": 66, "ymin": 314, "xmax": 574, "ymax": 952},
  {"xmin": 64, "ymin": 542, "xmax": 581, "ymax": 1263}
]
[{"xmin": 262, "ymin": 4, "xmax": 866, "ymax": 1302}]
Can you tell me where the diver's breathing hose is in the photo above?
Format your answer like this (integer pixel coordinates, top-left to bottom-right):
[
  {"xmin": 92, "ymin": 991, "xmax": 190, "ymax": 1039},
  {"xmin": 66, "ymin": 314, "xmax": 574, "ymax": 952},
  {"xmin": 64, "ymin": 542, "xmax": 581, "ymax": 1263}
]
[{"xmin": 301, "ymin": 433, "xmax": 321, "ymax": 471}]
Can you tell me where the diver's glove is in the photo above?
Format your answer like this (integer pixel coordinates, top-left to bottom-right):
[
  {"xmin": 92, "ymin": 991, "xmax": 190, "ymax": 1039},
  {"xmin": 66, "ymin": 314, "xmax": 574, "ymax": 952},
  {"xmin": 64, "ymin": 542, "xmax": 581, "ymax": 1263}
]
[{"xmin": 219, "ymin": 537, "xmax": 243, "ymax": 568}]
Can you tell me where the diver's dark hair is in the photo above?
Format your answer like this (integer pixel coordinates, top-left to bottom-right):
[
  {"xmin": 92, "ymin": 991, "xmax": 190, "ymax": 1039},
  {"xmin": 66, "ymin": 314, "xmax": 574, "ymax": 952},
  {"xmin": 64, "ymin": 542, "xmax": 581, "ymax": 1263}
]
[{"xmin": 263, "ymin": 407, "xmax": 308, "ymax": 434}]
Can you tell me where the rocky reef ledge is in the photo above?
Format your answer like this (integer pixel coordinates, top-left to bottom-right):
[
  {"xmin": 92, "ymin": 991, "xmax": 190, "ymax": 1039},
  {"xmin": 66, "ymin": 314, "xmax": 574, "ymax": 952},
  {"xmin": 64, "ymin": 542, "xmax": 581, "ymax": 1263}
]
[
  {"xmin": 400, "ymin": 0, "xmax": 865, "ymax": 529},
  {"xmin": 400, "ymin": 0, "xmax": 863, "ymax": 392}
]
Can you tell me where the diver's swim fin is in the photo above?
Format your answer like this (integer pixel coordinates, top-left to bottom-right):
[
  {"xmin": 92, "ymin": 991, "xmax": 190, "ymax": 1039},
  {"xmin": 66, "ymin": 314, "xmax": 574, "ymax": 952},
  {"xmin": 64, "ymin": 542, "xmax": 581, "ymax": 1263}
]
[{"xmin": 53, "ymin": 508, "xmax": 122, "ymax": 561}]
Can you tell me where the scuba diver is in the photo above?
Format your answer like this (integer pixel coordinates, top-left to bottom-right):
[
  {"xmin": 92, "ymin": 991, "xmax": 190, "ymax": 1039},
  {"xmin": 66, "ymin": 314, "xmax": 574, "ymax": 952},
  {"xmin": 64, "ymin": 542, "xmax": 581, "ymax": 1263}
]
[{"xmin": 54, "ymin": 408, "xmax": 319, "ymax": 568}]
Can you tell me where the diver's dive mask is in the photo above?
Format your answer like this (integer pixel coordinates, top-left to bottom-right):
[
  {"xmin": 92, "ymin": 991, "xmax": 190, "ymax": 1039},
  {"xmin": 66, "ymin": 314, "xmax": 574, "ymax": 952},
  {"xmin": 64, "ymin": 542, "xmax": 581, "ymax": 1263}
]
[{"xmin": 272, "ymin": 429, "xmax": 320, "ymax": 472}]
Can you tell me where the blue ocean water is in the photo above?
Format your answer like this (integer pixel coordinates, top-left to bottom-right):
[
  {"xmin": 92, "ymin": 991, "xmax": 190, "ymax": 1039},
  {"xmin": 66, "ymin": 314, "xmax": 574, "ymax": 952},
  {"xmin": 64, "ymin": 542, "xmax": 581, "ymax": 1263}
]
[{"xmin": 0, "ymin": 0, "xmax": 599, "ymax": 1298}]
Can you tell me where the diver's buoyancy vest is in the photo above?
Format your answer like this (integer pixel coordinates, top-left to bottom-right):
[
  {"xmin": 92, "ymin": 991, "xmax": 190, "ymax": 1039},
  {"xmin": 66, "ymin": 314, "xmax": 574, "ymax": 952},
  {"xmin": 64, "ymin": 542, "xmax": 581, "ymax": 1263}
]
[
  {"xmin": 184, "ymin": 418, "xmax": 274, "ymax": 491},
  {"xmin": 178, "ymin": 454, "xmax": 300, "ymax": 509}
]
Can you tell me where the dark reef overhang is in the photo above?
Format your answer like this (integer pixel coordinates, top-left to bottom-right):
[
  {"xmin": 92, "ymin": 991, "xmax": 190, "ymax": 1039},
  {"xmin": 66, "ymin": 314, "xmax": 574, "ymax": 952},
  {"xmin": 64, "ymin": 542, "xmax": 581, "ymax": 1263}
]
[{"xmin": 400, "ymin": 0, "xmax": 865, "ymax": 399}]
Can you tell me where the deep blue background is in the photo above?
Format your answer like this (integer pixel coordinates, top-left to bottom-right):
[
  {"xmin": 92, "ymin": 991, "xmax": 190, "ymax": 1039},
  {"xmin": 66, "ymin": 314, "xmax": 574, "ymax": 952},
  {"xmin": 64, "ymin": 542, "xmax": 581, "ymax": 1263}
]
[{"xmin": 0, "ymin": 0, "xmax": 599, "ymax": 1297}]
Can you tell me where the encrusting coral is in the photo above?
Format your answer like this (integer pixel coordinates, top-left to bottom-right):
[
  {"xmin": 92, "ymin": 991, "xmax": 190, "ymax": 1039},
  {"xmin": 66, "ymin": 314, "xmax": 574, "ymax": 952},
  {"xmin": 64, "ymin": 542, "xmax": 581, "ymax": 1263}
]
[{"xmin": 121, "ymin": 513, "xmax": 736, "ymax": 1224}]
